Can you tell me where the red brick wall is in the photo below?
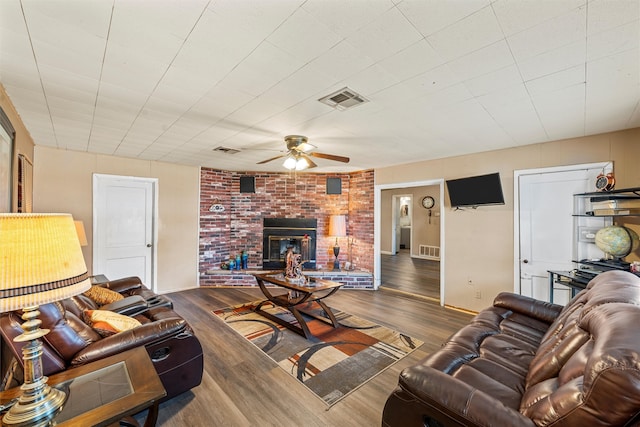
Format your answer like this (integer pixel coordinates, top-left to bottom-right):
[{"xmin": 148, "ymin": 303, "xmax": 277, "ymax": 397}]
[{"xmin": 199, "ymin": 169, "xmax": 374, "ymax": 285}]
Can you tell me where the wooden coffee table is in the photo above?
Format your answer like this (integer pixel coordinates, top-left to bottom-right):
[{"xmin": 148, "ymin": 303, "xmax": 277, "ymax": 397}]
[{"xmin": 252, "ymin": 273, "xmax": 344, "ymax": 339}]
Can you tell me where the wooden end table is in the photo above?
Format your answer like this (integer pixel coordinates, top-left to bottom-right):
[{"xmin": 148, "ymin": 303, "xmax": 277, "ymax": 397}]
[
  {"xmin": 0, "ymin": 346, "xmax": 166, "ymax": 427},
  {"xmin": 253, "ymin": 273, "xmax": 344, "ymax": 339}
]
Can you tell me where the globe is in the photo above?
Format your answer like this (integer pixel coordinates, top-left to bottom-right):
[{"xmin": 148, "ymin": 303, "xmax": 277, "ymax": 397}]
[{"xmin": 595, "ymin": 225, "xmax": 640, "ymax": 258}]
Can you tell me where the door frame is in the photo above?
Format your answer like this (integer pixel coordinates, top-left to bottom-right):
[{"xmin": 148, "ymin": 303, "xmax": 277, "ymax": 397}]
[
  {"xmin": 92, "ymin": 173, "xmax": 159, "ymax": 291},
  {"xmin": 512, "ymin": 161, "xmax": 611, "ymax": 294},
  {"xmin": 375, "ymin": 179, "xmax": 445, "ymax": 305}
]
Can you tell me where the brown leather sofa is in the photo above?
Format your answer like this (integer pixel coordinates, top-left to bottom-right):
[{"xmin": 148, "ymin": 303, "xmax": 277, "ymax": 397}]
[
  {"xmin": 0, "ymin": 280, "xmax": 203, "ymax": 401},
  {"xmin": 382, "ymin": 270, "xmax": 640, "ymax": 426}
]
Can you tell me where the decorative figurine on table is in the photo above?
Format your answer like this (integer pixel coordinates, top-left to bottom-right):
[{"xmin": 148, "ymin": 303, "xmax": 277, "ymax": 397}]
[{"xmin": 284, "ymin": 246, "xmax": 304, "ymax": 282}]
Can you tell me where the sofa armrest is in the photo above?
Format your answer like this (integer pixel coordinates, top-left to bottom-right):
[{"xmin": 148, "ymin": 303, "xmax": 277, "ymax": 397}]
[
  {"xmin": 392, "ymin": 365, "xmax": 535, "ymax": 427},
  {"xmin": 493, "ymin": 292, "xmax": 562, "ymax": 324},
  {"xmin": 100, "ymin": 295, "xmax": 148, "ymax": 317},
  {"xmin": 102, "ymin": 276, "xmax": 144, "ymax": 294},
  {"xmin": 70, "ymin": 317, "xmax": 186, "ymax": 366}
]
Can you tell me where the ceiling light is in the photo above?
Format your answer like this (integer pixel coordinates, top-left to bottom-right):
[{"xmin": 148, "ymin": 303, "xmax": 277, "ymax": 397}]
[
  {"xmin": 295, "ymin": 157, "xmax": 310, "ymax": 171},
  {"xmin": 283, "ymin": 156, "xmax": 297, "ymax": 170}
]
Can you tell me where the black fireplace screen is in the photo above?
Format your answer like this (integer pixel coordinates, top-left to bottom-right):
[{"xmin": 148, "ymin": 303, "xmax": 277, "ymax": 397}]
[{"xmin": 262, "ymin": 218, "xmax": 316, "ymax": 270}]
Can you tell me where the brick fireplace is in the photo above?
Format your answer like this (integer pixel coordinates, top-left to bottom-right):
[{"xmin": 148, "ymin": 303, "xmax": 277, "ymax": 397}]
[{"xmin": 198, "ymin": 168, "xmax": 374, "ymax": 287}]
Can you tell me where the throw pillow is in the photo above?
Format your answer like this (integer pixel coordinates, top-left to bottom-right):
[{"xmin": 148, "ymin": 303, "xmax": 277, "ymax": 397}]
[
  {"xmin": 84, "ymin": 286, "xmax": 124, "ymax": 306},
  {"xmin": 84, "ymin": 309, "xmax": 141, "ymax": 337}
]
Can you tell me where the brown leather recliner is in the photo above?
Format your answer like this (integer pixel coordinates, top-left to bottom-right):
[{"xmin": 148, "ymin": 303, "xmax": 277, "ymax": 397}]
[
  {"xmin": 382, "ymin": 270, "xmax": 640, "ymax": 426},
  {"xmin": 1, "ymin": 292, "xmax": 203, "ymax": 401}
]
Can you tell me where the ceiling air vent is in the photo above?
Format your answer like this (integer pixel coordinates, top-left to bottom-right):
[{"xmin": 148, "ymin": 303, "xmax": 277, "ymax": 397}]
[
  {"xmin": 213, "ymin": 146, "xmax": 240, "ymax": 154},
  {"xmin": 318, "ymin": 87, "xmax": 369, "ymax": 111}
]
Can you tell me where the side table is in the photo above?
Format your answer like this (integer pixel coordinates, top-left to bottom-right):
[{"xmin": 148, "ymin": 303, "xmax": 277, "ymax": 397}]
[{"xmin": 0, "ymin": 347, "xmax": 165, "ymax": 427}]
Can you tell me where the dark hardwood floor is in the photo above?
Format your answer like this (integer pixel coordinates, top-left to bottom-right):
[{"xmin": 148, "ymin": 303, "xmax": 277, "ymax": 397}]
[
  {"xmin": 135, "ymin": 286, "xmax": 472, "ymax": 426},
  {"xmin": 380, "ymin": 249, "xmax": 440, "ymax": 300}
]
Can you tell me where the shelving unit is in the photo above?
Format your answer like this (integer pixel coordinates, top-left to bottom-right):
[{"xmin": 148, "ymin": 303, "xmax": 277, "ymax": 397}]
[{"xmin": 572, "ymin": 186, "xmax": 640, "ymax": 272}]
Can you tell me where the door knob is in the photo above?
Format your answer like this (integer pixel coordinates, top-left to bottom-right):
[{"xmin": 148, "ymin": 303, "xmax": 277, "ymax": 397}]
[
  {"xmin": 523, "ymin": 259, "xmax": 529, "ymax": 264},
  {"xmin": 147, "ymin": 244, "xmax": 152, "ymax": 247}
]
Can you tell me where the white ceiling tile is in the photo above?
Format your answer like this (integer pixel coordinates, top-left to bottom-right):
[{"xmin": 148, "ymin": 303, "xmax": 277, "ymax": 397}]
[
  {"xmin": 345, "ymin": 7, "xmax": 423, "ymax": 62},
  {"xmin": 585, "ymin": 49, "xmax": 640, "ymax": 133},
  {"xmin": 492, "ymin": 0, "xmax": 585, "ymax": 36},
  {"xmin": 307, "ymin": 41, "xmax": 375, "ymax": 83},
  {"xmin": 525, "ymin": 65, "xmax": 585, "ymax": 96},
  {"xmin": 517, "ymin": 40, "xmax": 586, "ymax": 81},
  {"xmin": 189, "ymin": 86, "xmax": 254, "ymax": 122},
  {"xmin": 400, "ymin": 64, "xmax": 466, "ymax": 101},
  {"xmin": 399, "ymin": 0, "xmax": 490, "ymax": 37},
  {"xmin": 484, "ymin": 98, "xmax": 549, "ymax": 144},
  {"xmin": 377, "ymin": 40, "xmax": 446, "ymax": 83},
  {"xmin": 342, "ymin": 64, "xmax": 399, "ymax": 96},
  {"xmin": 208, "ymin": 0, "xmax": 304, "ymax": 39},
  {"xmin": 260, "ymin": 64, "xmax": 335, "ymax": 110},
  {"xmin": 266, "ymin": 8, "xmax": 342, "ymax": 63},
  {"xmin": 446, "ymin": 40, "xmax": 514, "ymax": 82},
  {"xmin": 219, "ymin": 42, "xmax": 304, "ymax": 97},
  {"xmin": 532, "ymin": 83, "xmax": 586, "ymax": 140},
  {"xmin": 476, "ymin": 83, "xmax": 530, "ymax": 111},
  {"xmin": 507, "ymin": 6, "xmax": 586, "ymax": 62},
  {"xmin": 465, "ymin": 64, "xmax": 523, "ymax": 96},
  {"xmin": 303, "ymin": 0, "xmax": 395, "ymax": 39},
  {"xmin": 587, "ymin": 20, "xmax": 639, "ymax": 61},
  {"xmin": 427, "ymin": 6, "xmax": 504, "ymax": 62},
  {"xmin": 587, "ymin": 0, "xmax": 640, "ymax": 35}
]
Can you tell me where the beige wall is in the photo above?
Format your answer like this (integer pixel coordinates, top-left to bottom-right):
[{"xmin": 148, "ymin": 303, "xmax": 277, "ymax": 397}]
[
  {"xmin": 33, "ymin": 146, "xmax": 200, "ymax": 294},
  {"xmin": 0, "ymin": 84, "xmax": 34, "ymax": 211},
  {"xmin": 376, "ymin": 128, "xmax": 640, "ymax": 312}
]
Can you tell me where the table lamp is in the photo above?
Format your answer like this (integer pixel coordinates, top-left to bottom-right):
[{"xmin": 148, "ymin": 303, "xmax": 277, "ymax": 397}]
[
  {"xmin": 328, "ymin": 215, "xmax": 347, "ymax": 271},
  {"xmin": 0, "ymin": 213, "xmax": 91, "ymax": 425}
]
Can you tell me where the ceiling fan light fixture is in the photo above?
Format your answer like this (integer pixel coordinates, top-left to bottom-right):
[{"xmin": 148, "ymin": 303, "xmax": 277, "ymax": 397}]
[
  {"xmin": 295, "ymin": 157, "xmax": 310, "ymax": 171},
  {"xmin": 283, "ymin": 156, "xmax": 297, "ymax": 170}
]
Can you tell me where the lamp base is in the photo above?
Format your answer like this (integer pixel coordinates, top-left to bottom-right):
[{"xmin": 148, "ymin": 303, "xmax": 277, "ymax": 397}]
[
  {"xmin": 333, "ymin": 245, "xmax": 341, "ymax": 271},
  {"xmin": 2, "ymin": 385, "xmax": 66, "ymax": 426},
  {"xmin": 2, "ymin": 306, "xmax": 67, "ymax": 426}
]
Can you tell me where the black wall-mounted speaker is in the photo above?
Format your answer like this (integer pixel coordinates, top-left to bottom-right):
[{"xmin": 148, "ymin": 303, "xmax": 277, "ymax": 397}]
[
  {"xmin": 326, "ymin": 177, "xmax": 342, "ymax": 195},
  {"xmin": 240, "ymin": 176, "xmax": 255, "ymax": 193}
]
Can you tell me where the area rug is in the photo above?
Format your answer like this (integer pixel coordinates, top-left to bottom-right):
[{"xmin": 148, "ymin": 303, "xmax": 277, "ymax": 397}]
[{"xmin": 213, "ymin": 300, "xmax": 423, "ymax": 406}]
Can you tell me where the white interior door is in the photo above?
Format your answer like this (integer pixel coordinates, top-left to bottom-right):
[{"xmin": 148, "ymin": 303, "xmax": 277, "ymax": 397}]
[
  {"xmin": 517, "ymin": 163, "xmax": 610, "ymax": 304},
  {"xmin": 93, "ymin": 174, "xmax": 157, "ymax": 288}
]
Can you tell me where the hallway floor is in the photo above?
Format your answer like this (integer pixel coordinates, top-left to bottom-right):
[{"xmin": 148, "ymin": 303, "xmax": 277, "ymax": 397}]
[{"xmin": 380, "ymin": 249, "xmax": 440, "ymax": 300}]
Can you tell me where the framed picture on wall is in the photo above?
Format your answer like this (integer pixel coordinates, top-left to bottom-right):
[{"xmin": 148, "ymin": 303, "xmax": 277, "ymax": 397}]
[{"xmin": 0, "ymin": 106, "xmax": 15, "ymax": 213}]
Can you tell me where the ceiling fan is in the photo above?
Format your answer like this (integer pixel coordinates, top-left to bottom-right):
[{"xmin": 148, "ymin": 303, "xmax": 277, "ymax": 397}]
[{"xmin": 256, "ymin": 135, "xmax": 350, "ymax": 170}]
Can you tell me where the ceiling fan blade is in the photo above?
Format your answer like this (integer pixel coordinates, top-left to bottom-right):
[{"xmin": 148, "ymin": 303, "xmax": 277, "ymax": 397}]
[
  {"xmin": 299, "ymin": 154, "xmax": 317, "ymax": 169},
  {"xmin": 308, "ymin": 152, "xmax": 350, "ymax": 163},
  {"xmin": 256, "ymin": 154, "xmax": 287, "ymax": 164}
]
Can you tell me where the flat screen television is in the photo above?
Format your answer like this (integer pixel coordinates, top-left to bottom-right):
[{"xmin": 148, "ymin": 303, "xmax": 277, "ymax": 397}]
[{"xmin": 446, "ymin": 172, "xmax": 505, "ymax": 208}]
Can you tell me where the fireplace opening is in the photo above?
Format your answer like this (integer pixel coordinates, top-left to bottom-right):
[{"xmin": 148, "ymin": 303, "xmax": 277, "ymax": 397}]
[{"xmin": 262, "ymin": 218, "xmax": 316, "ymax": 270}]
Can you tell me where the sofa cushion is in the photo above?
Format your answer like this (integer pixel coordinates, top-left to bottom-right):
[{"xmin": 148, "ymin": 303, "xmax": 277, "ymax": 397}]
[
  {"xmin": 84, "ymin": 285, "xmax": 124, "ymax": 305},
  {"xmin": 84, "ymin": 309, "xmax": 141, "ymax": 337},
  {"xmin": 39, "ymin": 303, "xmax": 98, "ymax": 362}
]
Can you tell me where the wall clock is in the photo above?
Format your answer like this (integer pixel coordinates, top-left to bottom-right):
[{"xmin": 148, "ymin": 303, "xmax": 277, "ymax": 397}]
[
  {"xmin": 421, "ymin": 196, "xmax": 435, "ymax": 209},
  {"xmin": 595, "ymin": 173, "xmax": 615, "ymax": 192}
]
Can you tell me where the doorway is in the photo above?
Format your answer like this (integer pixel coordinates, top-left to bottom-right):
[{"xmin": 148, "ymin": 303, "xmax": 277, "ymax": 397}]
[
  {"xmin": 93, "ymin": 174, "xmax": 158, "ymax": 290},
  {"xmin": 375, "ymin": 179, "xmax": 445, "ymax": 305},
  {"xmin": 514, "ymin": 162, "xmax": 611, "ymax": 304}
]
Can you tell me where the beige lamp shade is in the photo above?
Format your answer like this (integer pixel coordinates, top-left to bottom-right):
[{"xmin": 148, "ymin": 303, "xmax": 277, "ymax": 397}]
[
  {"xmin": 328, "ymin": 215, "xmax": 347, "ymax": 237},
  {"xmin": 74, "ymin": 220, "xmax": 88, "ymax": 246},
  {"xmin": 0, "ymin": 213, "xmax": 91, "ymax": 312}
]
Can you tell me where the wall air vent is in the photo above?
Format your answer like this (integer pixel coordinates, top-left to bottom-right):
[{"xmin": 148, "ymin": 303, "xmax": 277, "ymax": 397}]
[
  {"xmin": 318, "ymin": 87, "xmax": 369, "ymax": 111},
  {"xmin": 213, "ymin": 146, "xmax": 240, "ymax": 154}
]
